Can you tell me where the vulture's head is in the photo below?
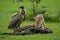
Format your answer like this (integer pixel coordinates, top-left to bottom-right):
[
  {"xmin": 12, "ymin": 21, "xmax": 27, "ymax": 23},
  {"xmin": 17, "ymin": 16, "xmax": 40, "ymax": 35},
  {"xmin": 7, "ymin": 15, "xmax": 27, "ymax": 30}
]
[{"xmin": 19, "ymin": 6, "xmax": 24, "ymax": 9}]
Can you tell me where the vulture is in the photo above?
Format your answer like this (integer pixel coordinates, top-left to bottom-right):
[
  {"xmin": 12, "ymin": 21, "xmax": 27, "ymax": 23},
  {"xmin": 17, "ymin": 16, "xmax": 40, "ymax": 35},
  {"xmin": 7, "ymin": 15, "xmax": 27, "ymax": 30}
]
[{"xmin": 8, "ymin": 6, "xmax": 25, "ymax": 34}]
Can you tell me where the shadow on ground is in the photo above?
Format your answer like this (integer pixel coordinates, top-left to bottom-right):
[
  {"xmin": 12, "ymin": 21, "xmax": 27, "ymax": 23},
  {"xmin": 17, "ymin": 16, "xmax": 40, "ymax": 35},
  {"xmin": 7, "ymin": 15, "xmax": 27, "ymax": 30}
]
[{"xmin": 1, "ymin": 32, "xmax": 52, "ymax": 36}]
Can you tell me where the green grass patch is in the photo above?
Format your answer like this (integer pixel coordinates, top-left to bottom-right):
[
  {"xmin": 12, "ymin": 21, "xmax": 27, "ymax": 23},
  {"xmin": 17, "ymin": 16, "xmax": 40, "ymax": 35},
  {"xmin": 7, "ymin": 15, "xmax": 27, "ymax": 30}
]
[{"xmin": 0, "ymin": 0, "xmax": 60, "ymax": 40}]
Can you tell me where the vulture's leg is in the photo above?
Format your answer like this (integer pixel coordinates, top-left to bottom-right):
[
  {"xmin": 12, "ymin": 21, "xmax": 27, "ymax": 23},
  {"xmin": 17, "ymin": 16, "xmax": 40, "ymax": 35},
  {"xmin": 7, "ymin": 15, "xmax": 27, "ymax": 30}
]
[
  {"xmin": 16, "ymin": 20, "xmax": 23, "ymax": 32},
  {"xmin": 15, "ymin": 19, "xmax": 24, "ymax": 32},
  {"xmin": 13, "ymin": 26, "xmax": 20, "ymax": 35},
  {"xmin": 12, "ymin": 20, "xmax": 21, "ymax": 34}
]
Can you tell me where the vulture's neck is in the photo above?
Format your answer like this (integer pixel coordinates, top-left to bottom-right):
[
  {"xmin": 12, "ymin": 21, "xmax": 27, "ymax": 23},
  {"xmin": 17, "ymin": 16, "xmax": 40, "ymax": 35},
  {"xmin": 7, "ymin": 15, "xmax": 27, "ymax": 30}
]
[{"xmin": 20, "ymin": 9, "xmax": 25, "ymax": 15}]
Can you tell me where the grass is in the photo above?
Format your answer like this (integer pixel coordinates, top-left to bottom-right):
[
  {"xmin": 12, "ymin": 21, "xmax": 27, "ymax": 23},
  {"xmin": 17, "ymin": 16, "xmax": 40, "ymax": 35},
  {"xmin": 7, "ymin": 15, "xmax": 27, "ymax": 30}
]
[
  {"xmin": 0, "ymin": 0, "xmax": 60, "ymax": 40},
  {"xmin": 0, "ymin": 22, "xmax": 60, "ymax": 40}
]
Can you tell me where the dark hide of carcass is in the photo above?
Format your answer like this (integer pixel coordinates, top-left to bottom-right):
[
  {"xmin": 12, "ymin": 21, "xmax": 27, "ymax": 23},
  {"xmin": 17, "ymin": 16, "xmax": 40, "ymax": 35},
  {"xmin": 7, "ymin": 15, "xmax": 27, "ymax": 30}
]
[
  {"xmin": 1, "ymin": 25, "xmax": 52, "ymax": 35},
  {"xmin": 20, "ymin": 25, "xmax": 53, "ymax": 35}
]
